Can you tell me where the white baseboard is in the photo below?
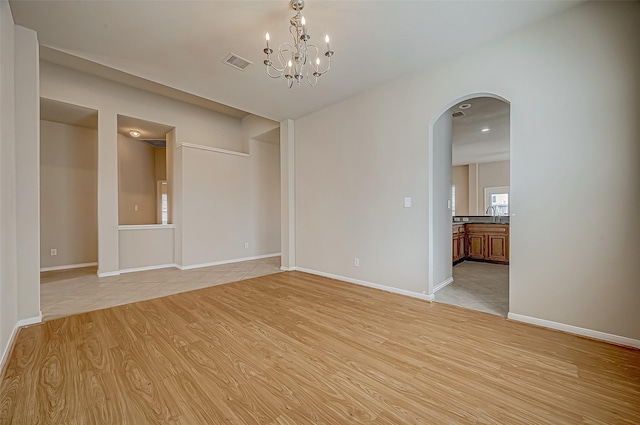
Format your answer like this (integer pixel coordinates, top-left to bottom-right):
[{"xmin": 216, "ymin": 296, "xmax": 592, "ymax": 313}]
[
  {"xmin": 433, "ymin": 277, "xmax": 454, "ymax": 293},
  {"xmin": 280, "ymin": 266, "xmax": 295, "ymax": 271},
  {"xmin": 0, "ymin": 325, "xmax": 19, "ymax": 377},
  {"xmin": 119, "ymin": 263, "xmax": 177, "ymax": 274},
  {"xmin": 97, "ymin": 270, "xmax": 120, "ymax": 278},
  {"xmin": 40, "ymin": 262, "xmax": 97, "ymax": 272},
  {"xmin": 17, "ymin": 312, "xmax": 42, "ymax": 327},
  {"xmin": 1, "ymin": 312, "xmax": 43, "ymax": 377},
  {"xmin": 178, "ymin": 253, "xmax": 281, "ymax": 271},
  {"xmin": 294, "ymin": 267, "xmax": 435, "ymax": 302},
  {"xmin": 507, "ymin": 313, "xmax": 640, "ymax": 349}
]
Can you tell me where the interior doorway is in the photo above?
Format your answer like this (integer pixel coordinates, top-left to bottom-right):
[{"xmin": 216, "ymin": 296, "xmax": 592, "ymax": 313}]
[{"xmin": 430, "ymin": 95, "xmax": 511, "ymax": 317}]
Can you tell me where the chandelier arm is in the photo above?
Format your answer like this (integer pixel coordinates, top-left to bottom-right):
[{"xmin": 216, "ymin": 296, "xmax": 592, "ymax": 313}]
[
  {"xmin": 266, "ymin": 66, "xmax": 284, "ymax": 78},
  {"xmin": 263, "ymin": 0, "xmax": 333, "ymax": 87}
]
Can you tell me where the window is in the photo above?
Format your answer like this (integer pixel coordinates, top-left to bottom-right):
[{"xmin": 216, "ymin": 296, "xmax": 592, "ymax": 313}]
[
  {"xmin": 157, "ymin": 180, "xmax": 169, "ymax": 224},
  {"xmin": 484, "ymin": 186, "xmax": 509, "ymax": 216},
  {"xmin": 451, "ymin": 185, "xmax": 456, "ymax": 216}
]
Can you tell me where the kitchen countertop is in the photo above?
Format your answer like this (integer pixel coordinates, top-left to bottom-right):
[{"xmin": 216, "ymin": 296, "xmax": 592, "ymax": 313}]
[{"xmin": 452, "ymin": 221, "xmax": 509, "ymax": 225}]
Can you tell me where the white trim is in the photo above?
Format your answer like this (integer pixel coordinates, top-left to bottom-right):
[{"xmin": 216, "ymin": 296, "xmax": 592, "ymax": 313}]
[
  {"xmin": 0, "ymin": 325, "xmax": 19, "ymax": 376},
  {"xmin": 507, "ymin": 313, "xmax": 640, "ymax": 349},
  {"xmin": 280, "ymin": 266, "xmax": 295, "ymax": 271},
  {"xmin": 178, "ymin": 142, "xmax": 249, "ymax": 157},
  {"xmin": 293, "ymin": 267, "xmax": 435, "ymax": 302},
  {"xmin": 119, "ymin": 263, "xmax": 177, "ymax": 274},
  {"xmin": 178, "ymin": 253, "xmax": 281, "ymax": 271},
  {"xmin": 118, "ymin": 224, "xmax": 175, "ymax": 231},
  {"xmin": 1, "ymin": 312, "xmax": 43, "ymax": 375},
  {"xmin": 433, "ymin": 277, "xmax": 454, "ymax": 293},
  {"xmin": 17, "ymin": 312, "xmax": 42, "ymax": 328},
  {"xmin": 40, "ymin": 262, "xmax": 97, "ymax": 272},
  {"xmin": 98, "ymin": 270, "xmax": 121, "ymax": 278}
]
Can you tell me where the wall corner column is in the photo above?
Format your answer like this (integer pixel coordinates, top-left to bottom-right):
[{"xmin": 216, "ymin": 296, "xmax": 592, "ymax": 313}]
[
  {"xmin": 14, "ymin": 25, "xmax": 40, "ymax": 320},
  {"xmin": 280, "ymin": 119, "xmax": 295, "ymax": 270},
  {"xmin": 97, "ymin": 111, "xmax": 119, "ymax": 276}
]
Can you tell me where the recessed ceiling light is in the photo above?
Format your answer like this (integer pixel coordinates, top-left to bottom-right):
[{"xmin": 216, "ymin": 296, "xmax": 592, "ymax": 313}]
[
  {"xmin": 481, "ymin": 128, "xmax": 491, "ymax": 133},
  {"xmin": 459, "ymin": 103, "xmax": 472, "ymax": 110},
  {"xmin": 129, "ymin": 130, "xmax": 141, "ymax": 138}
]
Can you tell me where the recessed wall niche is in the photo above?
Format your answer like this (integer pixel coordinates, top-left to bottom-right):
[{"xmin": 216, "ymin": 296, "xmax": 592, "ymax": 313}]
[
  {"xmin": 40, "ymin": 98, "xmax": 99, "ymax": 269},
  {"xmin": 117, "ymin": 115, "xmax": 174, "ymax": 225}
]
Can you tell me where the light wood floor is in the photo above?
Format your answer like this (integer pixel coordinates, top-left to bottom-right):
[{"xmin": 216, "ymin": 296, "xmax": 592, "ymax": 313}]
[{"xmin": 3, "ymin": 272, "xmax": 639, "ymax": 424}]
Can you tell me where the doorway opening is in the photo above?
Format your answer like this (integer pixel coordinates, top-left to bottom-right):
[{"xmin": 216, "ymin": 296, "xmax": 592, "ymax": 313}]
[{"xmin": 430, "ymin": 95, "xmax": 511, "ymax": 317}]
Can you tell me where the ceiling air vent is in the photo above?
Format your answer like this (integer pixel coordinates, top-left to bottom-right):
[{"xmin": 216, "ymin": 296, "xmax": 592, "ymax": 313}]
[
  {"xmin": 223, "ymin": 53, "xmax": 253, "ymax": 71},
  {"xmin": 452, "ymin": 111, "xmax": 465, "ymax": 118},
  {"xmin": 142, "ymin": 139, "xmax": 166, "ymax": 148}
]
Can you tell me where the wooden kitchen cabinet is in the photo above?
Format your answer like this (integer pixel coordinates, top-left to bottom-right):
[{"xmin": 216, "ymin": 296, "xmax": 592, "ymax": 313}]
[
  {"xmin": 463, "ymin": 224, "xmax": 509, "ymax": 265},
  {"xmin": 467, "ymin": 233, "xmax": 485, "ymax": 260},
  {"xmin": 452, "ymin": 224, "xmax": 465, "ymax": 263},
  {"xmin": 487, "ymin": 234, "xmax": 509, "ymax": 263},
  {"xmin": 458, "ymin": 226, "xmax": 465, "ymax": 259}
]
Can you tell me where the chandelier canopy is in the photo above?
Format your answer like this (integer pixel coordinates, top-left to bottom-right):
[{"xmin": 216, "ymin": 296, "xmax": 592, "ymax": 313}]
[{"xmin": 263, "ymin": 0, "xmax": 333, "ymax": 88}]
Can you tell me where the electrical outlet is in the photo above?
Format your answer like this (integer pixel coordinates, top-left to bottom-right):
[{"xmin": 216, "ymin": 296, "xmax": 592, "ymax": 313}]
[
  {"xmin": 244, "ymin": 242, "xmax": 249, "ymax": 249},
  {"xmin": 354, "ymin": 258, "xmax": 359, "ymax": 267},
  {"xmin": 134, "ymin": 205, "xmax": 139, "ymax": 211},
  {"xmin": 462, "ymin": 217, "xmax": 469, "ymax": 222},
  {"xmin": 50, "ymin": 249, "xmax": 57, "ymax": 256}
]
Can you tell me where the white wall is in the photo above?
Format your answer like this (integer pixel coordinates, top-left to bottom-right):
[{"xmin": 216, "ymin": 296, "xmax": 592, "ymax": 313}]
[
  {"xmin": 459, "ymin": 160, "xmax": 510, "ymax": 216},
  {"xmin": 40, "ymin": 62, "xmax": 280, "ymax": 274},
  {"xmin": 295, "ymin": 89, "xmax": 429, "ymax": 293},
  {"xmin": 0, "ymin": 0, "xmax": 18, "ymax": 359},
  {"xmin": 0, "ymin": 1, "xmax": 40, "ymax": 364},
  {"xmin": 40, "ymin": 120, "xmax": 97, "ymax": 268},
  {"xmin": 476, "ymin": 160, "xmax": 510, "ymax": 215},
  {"xmin": 294, "ymin": 2, "xmax": 640, "ymax": 342},
  {"xmin": 14, "ymin": 25, "xmax": 39, "ymax": 321},
  {"xmin": 452, "ymin": 165, "xmax": 469, "ymax": 216},
  {"xmin": 180, "ymin": 139, "xmax": 281, "ymax": 267},
  {"xmin": 431, "ymin": 112, "xmax": 453, "ymax": 290},
  {"xmin": 118, "ymin": 227, "xmax": 174, "ymax": 270}
]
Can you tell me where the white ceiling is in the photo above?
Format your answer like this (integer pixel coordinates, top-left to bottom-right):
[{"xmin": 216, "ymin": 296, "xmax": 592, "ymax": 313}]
[
  {"xmin": 451, "ymin": 97, "xmax": 510, "ymax": 166},
  {"xmin": 117, "ymin": 115, "xmax": 175, "ymax": 140},
  {"xmin": 10, "ymin": 1, "xmax": 580, "ymax": 121}
]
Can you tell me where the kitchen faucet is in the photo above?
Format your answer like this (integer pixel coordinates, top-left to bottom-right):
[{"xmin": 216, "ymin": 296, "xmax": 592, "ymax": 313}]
[{"xmin": 486, "ymin": 206, "xmax": 500, "ymax": 223}]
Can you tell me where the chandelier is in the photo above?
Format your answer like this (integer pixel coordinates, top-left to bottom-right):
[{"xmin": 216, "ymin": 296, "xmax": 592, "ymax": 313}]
[{"xmin": 263, "ymin": 0, "xmax": 333, "ymax": 88}]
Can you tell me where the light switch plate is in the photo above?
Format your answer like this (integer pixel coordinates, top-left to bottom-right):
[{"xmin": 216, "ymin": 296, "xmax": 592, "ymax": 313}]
[{"xmin": 403, "ymin": 197, "xmax": 412, "ymax": 208}]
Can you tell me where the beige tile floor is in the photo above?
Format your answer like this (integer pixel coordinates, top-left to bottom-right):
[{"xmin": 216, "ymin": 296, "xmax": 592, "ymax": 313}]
[
  {"xmin": 40, "ymin": 256, "xmax": 282, "ymax": 321},
  {"xmin": 434, "ymin": 261, "xmax": 509, "ymax": 317}
]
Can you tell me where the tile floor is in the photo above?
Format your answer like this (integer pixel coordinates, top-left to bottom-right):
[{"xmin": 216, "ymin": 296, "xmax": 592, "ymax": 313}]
[
  {"xmin": 40, "ymin": 256, "xmax": 282, "ymax": 321},
  {"xmin": 434, "ymin": 261, "xmax": 509, "ymax": 317}
]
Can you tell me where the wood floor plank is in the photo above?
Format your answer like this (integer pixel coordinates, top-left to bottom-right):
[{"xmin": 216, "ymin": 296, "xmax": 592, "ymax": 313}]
[{"xmin": 1, "ymin": 271, "xmax": 639, "ymax": 424}]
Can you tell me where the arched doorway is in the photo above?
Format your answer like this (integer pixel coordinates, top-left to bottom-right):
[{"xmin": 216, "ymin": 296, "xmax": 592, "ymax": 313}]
[{"xmin": 428, "ymin": 94, "xmax": 511, "ymax": 316}]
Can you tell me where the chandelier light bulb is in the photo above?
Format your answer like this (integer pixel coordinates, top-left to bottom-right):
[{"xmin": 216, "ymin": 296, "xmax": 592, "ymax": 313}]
[{"xmin": 263, "ymin": 0, "xmax": 334, "ymax": 88}]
